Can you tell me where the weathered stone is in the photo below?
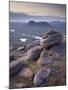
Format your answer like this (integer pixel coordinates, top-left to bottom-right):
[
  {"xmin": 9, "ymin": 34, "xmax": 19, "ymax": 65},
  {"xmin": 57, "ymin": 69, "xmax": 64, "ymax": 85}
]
[
  {"xmin": 34, "ymin": 67, "xmax": 51, "ymax": 86},
  {"xmin": 10, "ymin": 60, "xmax": 27, "ymax": 77},
  {"xmin": 26, "ymin": 46, "xmax": 43, "ymax": 61},
  {"xmin": 18, "ymin": 67, "xmax": 33, "ymax": 79},
  {"xmin": 40, "ymin": 30, "xmax": 62, "ymax": 48},
  {"xmin": 26, "ymin": 40, "xmax": 40, "ymax": 50},
  {"xmin": 37, "ymin": 49, "xmax": 52, "ymax": 66},
  {"xmin": 42, "ymin": 30, "xmax": 58, "ymax": 39},
  {"xmin": 48, "ymin": 60, "xmax": 66, "ymax": 86},
  {"xmin": 51, "ymin": 41, "xmax": 65, "ymax": 56}
]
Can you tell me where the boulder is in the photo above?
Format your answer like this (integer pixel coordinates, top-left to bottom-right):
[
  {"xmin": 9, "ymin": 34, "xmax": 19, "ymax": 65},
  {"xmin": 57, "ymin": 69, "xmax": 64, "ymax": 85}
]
[
  {"xmin": 47, "ymin": 42, "xmax": 66, "ymax": 85},
  {"xmin": 37, "ymin": 42, "xmax": 65, "ymax": 66},
  {"xmin": 26, "ymin": 46, "xmax": 43, "ymax": 61},
  {"xmin": 37, "ymin": 49, "xmax": 53, "ymax": 66},
  {"xmin": 18, "ymin": 67, "xmax": 33, "ymax": 79},
  {"xmin": 40, "ymin": 30, "xmax": 62, "ymax": 49},
  {"xmin": 51, "ymin": 41, "xmax": 65, "ymax": 56},
  {"xmin": 48, "ymin": 59, "xmax": 66, "ymax": 86},
  {"xmin": 34, "ymin": 67, "xmax": 51, "ymax": 86},
  {"xmin": 10, "ymin": 60, "xmax": 27, "ymax": 77},
  {"xmin": 26, "ymin": 40, "xmax": 40, "ymax": 50},
  {"xmin": 42, "ymin": 30, "xmax": 58, "ymax": 39},
  {"xmin": 38, "ymin": 42, "xmax": 66, "ymax": 86}
]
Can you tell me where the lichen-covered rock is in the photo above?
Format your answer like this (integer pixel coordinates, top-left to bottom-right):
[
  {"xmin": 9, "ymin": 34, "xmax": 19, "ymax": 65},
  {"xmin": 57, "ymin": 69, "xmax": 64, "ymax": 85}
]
[
  {"xmin": 40, "ymin": 30, "xmax": 62, "ymax": 48},
  {"xmin": 34, "ymin": 67, "xmax": 51, "ymax": 86}
]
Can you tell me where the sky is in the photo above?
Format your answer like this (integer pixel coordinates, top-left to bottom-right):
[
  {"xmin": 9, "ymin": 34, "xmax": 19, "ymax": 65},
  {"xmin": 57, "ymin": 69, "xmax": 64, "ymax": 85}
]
[{"xmin": 9, "ymin": 1, "xmax": 66, "ymax": 17}]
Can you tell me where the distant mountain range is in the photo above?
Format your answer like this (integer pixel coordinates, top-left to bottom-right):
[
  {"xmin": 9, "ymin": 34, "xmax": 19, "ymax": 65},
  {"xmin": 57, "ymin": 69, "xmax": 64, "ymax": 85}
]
[
  {"xmin": 9, "ymin": 12, "xmax": 65, "ymax": 22},
  {"xmin": 27, "ymin": 21, "xmax": 52, "ymax": 27}
]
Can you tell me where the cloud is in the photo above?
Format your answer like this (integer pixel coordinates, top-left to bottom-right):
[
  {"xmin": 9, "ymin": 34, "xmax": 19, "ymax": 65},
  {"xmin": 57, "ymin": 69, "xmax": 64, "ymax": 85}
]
[{"xmin": 9, "ymin": 1, "xmax": 66, "ymax": 17}]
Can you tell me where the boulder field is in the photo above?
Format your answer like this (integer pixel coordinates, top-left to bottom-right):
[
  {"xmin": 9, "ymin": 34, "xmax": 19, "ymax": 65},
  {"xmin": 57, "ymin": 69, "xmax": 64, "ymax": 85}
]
[{"xmin": 10, "ymin": 30, "xmax": 66, "ymax": 88}]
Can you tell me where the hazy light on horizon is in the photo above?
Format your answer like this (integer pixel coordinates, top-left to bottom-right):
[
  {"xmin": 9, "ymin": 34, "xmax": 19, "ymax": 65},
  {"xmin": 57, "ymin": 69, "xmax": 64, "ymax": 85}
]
[{"xmin": 9, "ymin": 1, "xmax": 66, "ymax": 17}]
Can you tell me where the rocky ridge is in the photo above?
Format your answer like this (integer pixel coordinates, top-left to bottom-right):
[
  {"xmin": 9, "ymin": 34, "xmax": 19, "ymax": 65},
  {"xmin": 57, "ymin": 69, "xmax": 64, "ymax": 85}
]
[{"xmin": 10, "ymin": 30, "xmax": 66, "ymax": 88}]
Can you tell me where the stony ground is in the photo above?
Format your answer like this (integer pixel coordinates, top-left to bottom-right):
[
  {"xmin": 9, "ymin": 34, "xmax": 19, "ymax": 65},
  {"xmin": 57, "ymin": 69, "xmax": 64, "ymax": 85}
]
[{"xmin": 9, "ymin": 30, "xmax": 66, "ymax": 89}]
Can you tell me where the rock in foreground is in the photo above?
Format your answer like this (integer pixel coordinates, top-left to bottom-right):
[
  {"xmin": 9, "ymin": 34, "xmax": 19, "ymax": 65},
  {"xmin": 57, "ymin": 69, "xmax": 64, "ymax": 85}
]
[
  {"xmin": 10, "ymin": 30, "xmax": 66, "ymax": 88},
  {"xmin": 34, "ymin": 67, "xmax": 51, "ymax": 86},
  {"xmin": 10, "ymin": 60, "xmax": 27, "ymax": 77},
  {"xmin": 18, "ymin": 67, "xmax": 33, "ymax": 79},
  {"xmin": 37, "ymin": 49, "xmax": 51, "ymax": 66}
]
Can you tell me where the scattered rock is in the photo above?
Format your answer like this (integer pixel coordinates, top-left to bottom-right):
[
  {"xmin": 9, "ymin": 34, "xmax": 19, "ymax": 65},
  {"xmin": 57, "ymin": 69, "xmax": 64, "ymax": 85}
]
[
  {"xmin": 10, "ymin": 30, "xmax": 66, "ymax": 87},
  {"xmin": 34, "ymin": 67, "xmax": 51, "ymax": 86},
  {"xmin": 40, "ymin": 30, "xmax": 62, "ymax": 49}
]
